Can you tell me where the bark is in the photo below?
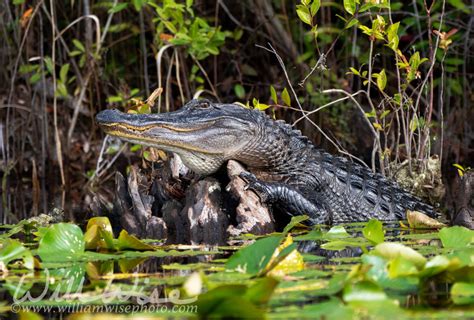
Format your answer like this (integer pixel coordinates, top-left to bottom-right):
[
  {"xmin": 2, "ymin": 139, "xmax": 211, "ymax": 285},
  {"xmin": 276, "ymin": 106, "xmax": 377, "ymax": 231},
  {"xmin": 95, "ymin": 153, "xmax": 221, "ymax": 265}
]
[{"xmin": 226, "ymin": 160, "xmax": 275, "ymax": 236}]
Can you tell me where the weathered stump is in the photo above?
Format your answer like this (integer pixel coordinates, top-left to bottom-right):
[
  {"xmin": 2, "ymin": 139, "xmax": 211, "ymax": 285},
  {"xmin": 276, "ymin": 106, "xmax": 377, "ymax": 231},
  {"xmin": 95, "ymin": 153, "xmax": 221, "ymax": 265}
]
[
  {"xmin": 105, "ymin": 154, "xmax": 276, "ymax": 243},
  {"xmin": 112, "ymin": 167, "xmax": 167, "ymax": 239},
  {"xmin": 452, "ymin": 171, "xmax": 474, "ymax": 229},
  {"xmin": 226, "ymin": 160, "xmax": 275, "ymax": 236}
]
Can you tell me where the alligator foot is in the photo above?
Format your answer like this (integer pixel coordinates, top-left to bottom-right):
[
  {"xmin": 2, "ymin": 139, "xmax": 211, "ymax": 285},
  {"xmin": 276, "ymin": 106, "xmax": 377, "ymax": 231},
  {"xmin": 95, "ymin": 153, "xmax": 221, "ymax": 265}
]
[
  {"xmin": 239, "ymin": 172, "xmax": 330, "ymax": 225},
  {"xmin": 239, "ymin": 172, "xmax": 274, "ymax": 202}
]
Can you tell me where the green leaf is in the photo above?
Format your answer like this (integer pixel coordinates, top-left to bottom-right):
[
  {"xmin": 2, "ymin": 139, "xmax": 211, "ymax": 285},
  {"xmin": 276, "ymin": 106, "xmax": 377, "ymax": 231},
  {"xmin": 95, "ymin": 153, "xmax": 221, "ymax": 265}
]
[
  {"xmin": 343, "ymin": 0, "xmax": 357, "ymax": 15},
  {"xmin": 59, "ymin": 64, "xmax": 70, "ymax": 83},
  {"xmin": 255, "ymin": 103, "xmax": 271, "ymax": 111},
  {"xmin": 349, "ymin": 67, "xmax": 360, "ymax": 76},
  {"xmin": 310, "ymin": 0, "xmax": 321, "ymax": 16},
  {"xmin": 132, "ymin": 0, "xmax": 147, "ymax": 11},
  {"xmin": 376, "ymin": 69, "xmax": 387, "ymax": 91},
  {"xmin": 453, "ymin": 163, "xmax": 466, "ymax": 177},
  {"xmin": 44, "ymin": 56, "xmax": 54, "ymax": 75},
  {"xmin": 116, "ymin": 229, "xmax": 156, "ymax": 251},
  {"xmin": 362, "ymin": 219, "xmax": 384, "ymax": 244},
  {"xmin": 372, "ymin": 242, "xmax": 427, "ymax": 268},
  {"xmin": 296, "ymin": 6, "xmax": 312, "ymax": 25},
  {"xmin": 324, "ymin": 225, "xmax": 350, "ymax": 240},
  {"xmin": 388, "ymin": 255, "xmax": 419, "ymax": 278},
  {"xmin": 226, "ymin": 235, "xmax": 283, "ymax": 275},
  {"xmin": 270, "ymin": 85, "xmax": 278, "ymax": 104},
  {"xmin": 283, "ymin": 215, "xmax": 309, "ymax": 234},
  {"xmin": 281, "ymin": 88, "xmax": 291, "ymax": 106},
  {"xmin": 37, "ymin": 223, "xmax": 85, "ymax": 262},
  {"xmin": 234, "ymin": 84, "xmax": 245, "ymax": 100},
  {"xmin": 451, "ymin": 282, "xmax": 474, "ymax": 305},
  {"xmin": 108, "ymin": 2, "xmax": 128, "ymax": 13},
  {"xmin": 343, "ymin": 281, "xmax": 387, "ymax": 302},
  {"xmin": 439, "ymin": 226, "xmax": 474, "ymax": 248},
  {"xmin": 84, "ymin": 217, "xmax": 116, "ymax": 251},
  {"xmin": 386, "ymin": 22, "xmax": 400, "ymax": 51},
  {"xmin": 196, "ymin": 285, "xmax": 264, "ymax": 319},
  {"xmin": 345, "ymin": 18, "xmax": 359, "ymax": 29},
  {"xmin": 0, "ymin": 239, "xmax": 34, "ymax": 270},
  {"xmin": 244, "ymin": 277, "xmax": 279, "ymax": 305},
  {"xmin": 72, "ymin": 39, "xmax": 85, "ymax": 52}
]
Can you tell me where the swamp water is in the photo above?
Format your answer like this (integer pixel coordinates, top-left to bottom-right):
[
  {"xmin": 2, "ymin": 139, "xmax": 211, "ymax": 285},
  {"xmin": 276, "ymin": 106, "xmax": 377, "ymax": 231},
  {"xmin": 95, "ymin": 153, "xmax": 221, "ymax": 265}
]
[{"xmin": 0, "ymin": 217, "xmax": 473, "ymax": 319}]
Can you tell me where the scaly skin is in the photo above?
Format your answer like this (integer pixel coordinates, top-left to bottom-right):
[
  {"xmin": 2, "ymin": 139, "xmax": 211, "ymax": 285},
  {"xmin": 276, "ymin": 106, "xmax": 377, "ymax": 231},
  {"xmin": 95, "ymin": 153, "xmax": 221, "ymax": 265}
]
[{"xmin": 96, "ymin": 99, "xmax": 440, "ymax": 225}]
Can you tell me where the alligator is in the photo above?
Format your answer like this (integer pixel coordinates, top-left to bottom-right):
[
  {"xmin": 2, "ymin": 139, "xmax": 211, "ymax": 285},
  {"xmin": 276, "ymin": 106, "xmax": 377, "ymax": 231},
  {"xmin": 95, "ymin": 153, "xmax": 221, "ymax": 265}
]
[{"xmin": 96, "ymin": 99, "xmax": 440, "ymax": 225}]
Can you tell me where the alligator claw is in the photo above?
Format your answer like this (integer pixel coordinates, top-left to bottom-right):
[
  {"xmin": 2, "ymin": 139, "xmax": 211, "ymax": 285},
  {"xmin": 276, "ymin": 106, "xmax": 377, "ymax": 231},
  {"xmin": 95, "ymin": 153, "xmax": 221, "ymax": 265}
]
[
  {"xmin": 239, "ymin": 172, "xmax": 272, "ymax": 202},
  {"xmin": 239, "ymin": 171, "xmax": 257, "ymax": 183}
]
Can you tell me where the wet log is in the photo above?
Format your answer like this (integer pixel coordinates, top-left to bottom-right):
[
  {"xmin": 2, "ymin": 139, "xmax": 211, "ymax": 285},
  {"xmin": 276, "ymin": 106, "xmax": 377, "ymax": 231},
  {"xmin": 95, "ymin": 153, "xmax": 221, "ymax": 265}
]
[{"xmin": 226, "ymin": 160, "xmax": 275, "ymax": 236}]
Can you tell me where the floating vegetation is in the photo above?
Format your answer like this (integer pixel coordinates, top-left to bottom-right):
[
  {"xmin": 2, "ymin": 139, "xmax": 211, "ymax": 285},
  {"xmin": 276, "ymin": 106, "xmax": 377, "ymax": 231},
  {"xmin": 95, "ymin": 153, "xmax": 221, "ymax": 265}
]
[{"xmin": 0, "ymin": 216, "xmax": 473, "ymax": 318}]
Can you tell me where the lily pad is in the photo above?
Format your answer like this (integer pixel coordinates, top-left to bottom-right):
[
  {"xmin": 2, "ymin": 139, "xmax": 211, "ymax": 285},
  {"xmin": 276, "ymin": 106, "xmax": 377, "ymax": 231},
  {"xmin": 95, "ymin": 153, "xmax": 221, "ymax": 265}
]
[
  {"xmin": 372, "ymin": 242, "xmax": 427, "ymax": 268},
  {"xmin": 225, "ymin": 235, "xmax": 283, "ymax": 275},
  {"xmin": 0, "ymin": 239, "xmax": 34, "ymax": 270},
  {"xmin": 116, "ymin": 230, "xmax": 155, "ymax": 251},
  {"xmin": 439, "ymin": 226, "xmax": 474, "ymax": 249},
  {"xmin": 451, "ymin": 282, "xmax": 474, "ymax": 305},
  {"xmin": 37, "ymin": 223, "xmax": 85, "ymax": 263},
  {"xmin": 362, "ymin": 219, "xmax": 385, "ymax": 244}
]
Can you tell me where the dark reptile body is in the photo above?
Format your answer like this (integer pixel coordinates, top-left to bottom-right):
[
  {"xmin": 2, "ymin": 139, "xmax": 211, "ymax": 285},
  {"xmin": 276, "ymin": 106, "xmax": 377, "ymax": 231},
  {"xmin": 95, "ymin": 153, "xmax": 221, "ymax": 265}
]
[
  {"xmin": 235, "ymin": 108, "xmax": 438, "ymax": 224},
  {"xmin": 96, "ymin": 100, "xmax": 438, "ymax": 224}
]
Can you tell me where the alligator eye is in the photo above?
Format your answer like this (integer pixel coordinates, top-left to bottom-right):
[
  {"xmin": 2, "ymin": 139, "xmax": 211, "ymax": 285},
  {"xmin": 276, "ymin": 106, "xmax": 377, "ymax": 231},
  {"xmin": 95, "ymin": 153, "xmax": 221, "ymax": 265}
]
[{"xmin": 196, "ymin": 101, "xmax": 211, "ymax": 109}]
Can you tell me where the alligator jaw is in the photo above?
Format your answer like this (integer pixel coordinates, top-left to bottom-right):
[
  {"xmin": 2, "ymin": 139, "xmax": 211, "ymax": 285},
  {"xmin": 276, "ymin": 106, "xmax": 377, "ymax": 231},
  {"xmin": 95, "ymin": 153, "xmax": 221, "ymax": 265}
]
[{"xmin": 96, "ymin": 109, "xmax": 222, "ymax": 155}]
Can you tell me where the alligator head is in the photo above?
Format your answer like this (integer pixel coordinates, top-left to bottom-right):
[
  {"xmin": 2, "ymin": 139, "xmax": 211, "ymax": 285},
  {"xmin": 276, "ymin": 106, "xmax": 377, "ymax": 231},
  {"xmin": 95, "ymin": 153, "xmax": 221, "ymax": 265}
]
[{"xmin": 96, "ymin": 99, "xmax": 267, "ymax": 175}]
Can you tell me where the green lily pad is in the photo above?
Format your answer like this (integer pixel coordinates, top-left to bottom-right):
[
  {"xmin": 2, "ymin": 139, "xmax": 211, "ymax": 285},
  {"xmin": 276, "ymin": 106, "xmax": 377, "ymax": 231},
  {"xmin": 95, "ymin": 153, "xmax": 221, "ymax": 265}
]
[
  {"xmin": 363, "ymin": 219, "xmax": 385, "ymax": 244},
  {"xmin": 372, "ymin": 242, "xmax": 427, "ymax": 268},
  {"xmin": 116, "ymin": 230, "xmax": 155, "ymax": 251},
  {"xmin": 451, "ymin": 282, "xmax": 474, "ymax": 305},
  {"xmin": 84, "ymin": 217, "xmax": 116, "ymax": 251},
  {"xmin": 0, "ymin": 239, "xmax": 34, "ymax": 270},
  {"xmin": 225, "ymin": 235, "xmax": 283, "ymax": 275},
  {"xmin": 343, "ymin": 280, "xmax": 387, "ymax": 302},
  {"xmin": 37, "ymin": 223, "xmax": 85, "ymax": 263},
  {"xmin": 439, "ymin": 226, "xmax": 474, "ymax": 249}
]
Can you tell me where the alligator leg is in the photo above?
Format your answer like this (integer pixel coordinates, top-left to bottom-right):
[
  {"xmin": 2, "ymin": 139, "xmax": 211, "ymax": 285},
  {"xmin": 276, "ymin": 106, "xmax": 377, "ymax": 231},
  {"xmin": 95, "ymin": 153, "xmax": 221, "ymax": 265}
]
[{"xmin": 239, "ymin": 172, "xmax": 330, "ymax": 225}]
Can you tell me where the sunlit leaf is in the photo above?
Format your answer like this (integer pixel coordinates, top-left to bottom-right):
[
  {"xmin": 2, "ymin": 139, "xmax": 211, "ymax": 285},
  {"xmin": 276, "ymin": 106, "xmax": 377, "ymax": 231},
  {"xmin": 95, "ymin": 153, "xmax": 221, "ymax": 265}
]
[
  {"xmin": 343, "ymin": 281, "xmax": 387, "ymax": 302},
  {"xmin": 281, "ymin": 88, "xmax": 291, "ymax": 106},
  {"xmin": 296, "ymin": 6, "xmax": 312, "ymax": 25},
  {"xmin": 451, "ymin": 282, "xmax": 474, "ymax": 305},
  {"xmin": 363, "ymin": 219, "xmax": 384, "ymax": 244},
  {"xmin": 439, "ymin": 226, "xmax": 474, "ymax": 249},
  {"xmin": 0, "ymin": 239, "xmax": 34, "ymax": 270},
  {"xmin": 37, "ymin": 223, "xmax": 85, "ymax": 263},
  {"xmin": 266, "ymin": 235, "xmax": 304, "ymax": 277},
  {"xmin": 388, "ymin": 255, "xmax": 419, "ymax": 278},
  {"xmin": 372, "ymin": 242, "xmax": 426, "ymax": 268},
  {"xmin": 376, "ymin": 69, "xmax": 387, "ymax": 91},
  {"xmin": 226, "ymin": 236, "xmax": 283, "ymax": 275},
  {"xmin": 116, "ymin": 230, "xmax": 155, "ymax": 251},
  {"xmin": 343, "ymin": 0, "xmax": 357, "ymax": 15},
  {"xmin": 270, "ymin": 85, "xmax": 278, "ymax": 104}
]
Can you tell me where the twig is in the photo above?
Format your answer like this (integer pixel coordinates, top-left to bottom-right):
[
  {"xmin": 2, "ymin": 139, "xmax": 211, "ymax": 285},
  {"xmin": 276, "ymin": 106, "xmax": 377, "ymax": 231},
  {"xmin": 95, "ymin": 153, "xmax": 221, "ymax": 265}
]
[
  {"xmin": 48, "ymin": 0, "xmax": 66, "ymax": 186},
  {"xmin": 415, "ymin": 0, "xmax": 446, "ymax": 160},
  {"xmin": 155, "ymin": 43, "xmax": 174, "ymax": 112}
]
